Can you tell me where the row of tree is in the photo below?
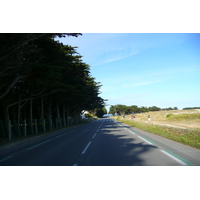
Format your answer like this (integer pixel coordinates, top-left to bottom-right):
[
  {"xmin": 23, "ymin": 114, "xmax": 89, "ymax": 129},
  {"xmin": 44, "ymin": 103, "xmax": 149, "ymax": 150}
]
[
  {"xmin": 109, "ymin": 104, "xmax": 178, "ymax": 116},
  {"xmin": 0, "ymin": 33, "xmax": 106, "ymax": 141},
  {"xmin": 183, "ymin": 107, "xmax": 200, "ymax": 110}
]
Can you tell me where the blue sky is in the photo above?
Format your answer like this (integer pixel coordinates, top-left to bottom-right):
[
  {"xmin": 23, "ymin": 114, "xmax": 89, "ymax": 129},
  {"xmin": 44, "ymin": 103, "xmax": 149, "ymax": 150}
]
[{"xmin": 57, "ymin": 33, "xmax": 200, "ymax": 111}]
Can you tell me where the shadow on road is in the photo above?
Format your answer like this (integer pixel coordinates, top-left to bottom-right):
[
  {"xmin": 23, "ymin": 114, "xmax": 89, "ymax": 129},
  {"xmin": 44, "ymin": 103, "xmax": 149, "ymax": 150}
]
[{"xmin": 83, "ymin": 122, "xmax": 159, "ymax": 166}]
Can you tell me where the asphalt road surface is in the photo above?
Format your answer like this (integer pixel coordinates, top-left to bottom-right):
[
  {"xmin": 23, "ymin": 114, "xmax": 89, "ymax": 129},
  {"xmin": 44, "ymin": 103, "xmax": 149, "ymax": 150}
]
[{"xmin": 0, "ymin": 118, "xmax": 200, "ymax": 166}]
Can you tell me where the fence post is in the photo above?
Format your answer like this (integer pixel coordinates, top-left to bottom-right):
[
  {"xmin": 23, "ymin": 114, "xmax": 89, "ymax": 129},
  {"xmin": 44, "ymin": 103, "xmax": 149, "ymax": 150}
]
[
  {"xmin": 23, "ymin": 119, "xmax": 27, "ymax": 137},
  {"xmin": 60, "ymin": 118, "xmax": 63, "ymax": 129},
  {"xmin": 0, "ymin": 119, "xmax": 5, "ymax": 138},
  {"xmin": 56, "ymin": 118, "xmax": 58, "ymax": 129},
  {"xmin": 63, "ymin": 117, "xmax": 66, "ymax": 127},
  {"xmin": 30, "ymin": 118, "xmax": 34, "ymax": 135},
  {"xmin": 34, "ymin": 119, "xmax": 38, "ymax": 134},
  {"xmin": 8, "ymin": 120, "xmax": 12, "ymax": 141},
  {"xmin": 49, "ymin": 119, "xmax": 52, "ymax": 131},
  {"xmin": 43, "ymin": 119, "xmax": 46, "ymax": 132}
]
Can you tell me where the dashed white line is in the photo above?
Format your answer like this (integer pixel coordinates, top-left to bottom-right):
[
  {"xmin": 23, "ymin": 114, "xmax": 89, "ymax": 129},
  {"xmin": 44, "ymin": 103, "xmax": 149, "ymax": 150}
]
[
  {"xmin": 81, "ymin": 141, "xmax": 92, "ymax": 154},
  {"xmin": 55, "ymin": 132, "xmax": 68, "ymax": 138},
  {"xmin": 27, "ymin": 140, "xmax": 50, "ymax": 150},
  {"xmin": 92, "ymin": 133, "xmax": 97, "ymax": 139}
]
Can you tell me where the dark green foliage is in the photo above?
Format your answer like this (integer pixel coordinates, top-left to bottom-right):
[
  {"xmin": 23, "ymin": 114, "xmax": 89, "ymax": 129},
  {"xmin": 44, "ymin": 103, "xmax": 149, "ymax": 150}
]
[
  {"xmin": 0, "ymin": 33, "xmax": 105, "ymax": 141},
  {"xmin": 109, "ymin": 105, "xmax": 179, "ymax": 115},
  {"xmin": 166, "ymin": 114, "xmax": 174, "ymax": 118},
  {"xmin": 183, "ymin": 107, "xmax": 200, "ymax": 110},
  {"xmin": 95, "ymin": 107, "xmax": 107, "ymax": 118}
]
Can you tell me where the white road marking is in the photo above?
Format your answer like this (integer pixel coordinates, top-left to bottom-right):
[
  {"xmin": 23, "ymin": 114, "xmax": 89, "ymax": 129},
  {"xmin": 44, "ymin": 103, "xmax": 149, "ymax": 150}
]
[
  {"xmin": 55, "ymin": 132, "xmax": 67, "ymax": 138},
  {"xmin": 81, "ymin": 141, "xmax": 92, "ymax": 154},
  {"xmin": 138, "ymin": 136, "xmax": 154, "ymax": 145},
  {"xmin": 92, "ymin": 133, "xmax": 97, "ymax": 139},
  {"xmin": 96, "ymin": 119, "xmax": 105, "ymax": 132},
  {"xmin": 128, "ymin": 130, "xmax": 136, "ymax": 134},
  {"xmin": 0, "ymin": 156, "xmax": 12, "ymax": 163},
  {"xmin": 27, "ymin": 140, "xmax": 50, "ymax": 150},
  {"xmin": 160, "ymin": 150, "xmax": 189, "ymax": 165}
]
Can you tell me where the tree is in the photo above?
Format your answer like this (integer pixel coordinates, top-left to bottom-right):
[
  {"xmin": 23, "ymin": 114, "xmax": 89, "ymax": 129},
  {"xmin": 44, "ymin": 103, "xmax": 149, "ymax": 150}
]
[
  {"xmin": 94, "ymin": 107, "xmax": 107, "ymax": 118},
  {"xmin": 129, "ymin": 105, "xmax": 140, "ymax": 113},
  {"xmin": 0, "ymin": 33, "xmax": 107, "ymax": 141},
  {"xmin": 109, "ymin": 105, "xmax": 117, "ymax": 115},
  {"xmin": 114, "ymin": 104, "xmax": 129, "ymax": 116},
  {"xmin": 149, "ymin": 106, "xmax": 160, "ymax": 111}
]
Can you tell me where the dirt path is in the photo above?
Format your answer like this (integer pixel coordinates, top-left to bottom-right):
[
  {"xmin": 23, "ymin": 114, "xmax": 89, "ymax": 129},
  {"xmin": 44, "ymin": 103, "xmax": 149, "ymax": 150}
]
[{"xmin": 150, "ymin": 122, "xmax": 187, "ymax": 129}]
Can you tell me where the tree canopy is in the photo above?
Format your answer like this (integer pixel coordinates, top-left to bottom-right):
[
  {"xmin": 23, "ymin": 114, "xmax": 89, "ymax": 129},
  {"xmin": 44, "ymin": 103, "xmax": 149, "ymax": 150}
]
[
  {"xmin": 109, "ymin": 104, "xmax": 179, "ymax": 115},
  {"xmin": 0, "ymin": 33, "xmax": 106, "ymax": 141}
]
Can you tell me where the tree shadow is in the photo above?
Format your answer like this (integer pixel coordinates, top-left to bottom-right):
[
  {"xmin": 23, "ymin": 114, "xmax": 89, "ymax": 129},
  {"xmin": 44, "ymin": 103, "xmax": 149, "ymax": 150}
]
[{"xmin": 83, "ymin": 123, "xmax": 160, "ymax": 166}]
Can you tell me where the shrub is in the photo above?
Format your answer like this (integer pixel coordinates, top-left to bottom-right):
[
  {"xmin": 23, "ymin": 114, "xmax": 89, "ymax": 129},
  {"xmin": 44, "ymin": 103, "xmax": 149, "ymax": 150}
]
[
  {"xmin": 166, "ymin": 114, "xmax": 173, "ymax": 118},
  {"xmin": 85, "ymin": 113, "xmax": 94, "ymax": 118}
]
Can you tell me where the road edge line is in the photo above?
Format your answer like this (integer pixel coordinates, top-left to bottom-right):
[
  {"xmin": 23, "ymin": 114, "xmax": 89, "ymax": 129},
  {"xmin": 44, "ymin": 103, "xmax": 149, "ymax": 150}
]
[
  {"xmin": 27, "ymin": 139, "xmax": 50, "ymax": 150},
  {"xmin": 160, "ymin": 150, "xmax": 192, "ymax": 165},
  {"xmin": 81, "ymin": 141, "xmax": 92, "ymax": 154},
  {"xmin": 138, "ymin": 136, "xmax": 155, "ymax": 145}
]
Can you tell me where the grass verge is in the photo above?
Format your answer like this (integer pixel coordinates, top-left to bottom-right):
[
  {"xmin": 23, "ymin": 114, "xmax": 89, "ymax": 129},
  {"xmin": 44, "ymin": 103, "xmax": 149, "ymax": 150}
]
[{"xmin": 113, "ymin": 116, "xmax": 200, "ymax": 149}]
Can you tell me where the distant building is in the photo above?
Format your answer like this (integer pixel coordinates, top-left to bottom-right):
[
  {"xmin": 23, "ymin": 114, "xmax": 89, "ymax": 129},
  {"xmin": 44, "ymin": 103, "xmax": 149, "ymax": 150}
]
[{"xmin": 81, "ymin": 110, "xmax": 89, "ymax": 119}]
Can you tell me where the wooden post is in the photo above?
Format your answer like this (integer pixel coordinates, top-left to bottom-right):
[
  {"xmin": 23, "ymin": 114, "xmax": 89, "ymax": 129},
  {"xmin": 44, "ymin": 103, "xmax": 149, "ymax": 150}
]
[
  {"xmin": 30, "ymin": 99, "xmax": 33, "ymax": 134},
  {"xmin": 49, "ymin": 119, "xmax": 52, "ymax": 131},
  {"xmin": 63, "ymin": 105, "xmax": 66, "ymax": 127},
  {"xmin": 43, "ymin": 119, "xmax": 46, "ymax": 132},
  {"xmin": 67, "ymin": 109, "xmax": 69, "ymax": 127},
  {"xmin": 60, "ymin": 118, "xmax": 63, "ymax": 129},
  {"xmin": 23, "ymin": 119, "xmax": 27, "ymax": 137},
  {"xmin": 48, "ymin": 101, "xmax": 52, "ymax": 131},
  {"xmin": 56, "ymin": 118, "xmax": 58, "ymax": 129},
  {"xmin": 8, "ymin": 120, "xmax": 12, "ymax": 141},
  {"xmin": 0, "ymin": 120, "xmax": 6, "ymax": 138},
  {"xmin": 34, "ymin": 119, "xmax": 38, "ymax": 134}
]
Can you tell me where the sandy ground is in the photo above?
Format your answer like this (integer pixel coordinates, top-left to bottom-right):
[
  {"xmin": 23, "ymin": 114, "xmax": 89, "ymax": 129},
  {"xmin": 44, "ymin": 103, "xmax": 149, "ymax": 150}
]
[{"xmin": 124, "ymin": 109, "xmax": 200, "ymax": 130}]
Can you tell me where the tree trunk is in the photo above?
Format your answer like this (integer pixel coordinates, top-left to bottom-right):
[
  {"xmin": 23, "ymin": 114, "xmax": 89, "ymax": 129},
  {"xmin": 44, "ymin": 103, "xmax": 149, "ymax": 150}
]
[
  {"xmin": 17, "ymin": 102, "xmax": 21, "ymax": 137},
  {"xmin": 63, "ymin": 104, "xmax": 66, "ymax": 127},
  {"xmin": 48, "ymin": 100, "xmax": 52, "ymax": 131},
  {"xmin": 67, "ymin": 107, "xmax": 69, "ymax": 127},
  {"xmin": 0, "ymin": 119, "xmax": 6, "ymax": 138},
  {"xmin": 4, "ymin": 106, "xmax": 12, "ymax": 141},
  {"xmin": 30, "ymin": 99, "xmax": 33, "ymax": 134},
  {"xmin": 12, "ymin": 108, "xmax": 18, "ymax": 138},
  {"xmin": 56, "ymin": 103, "xmax": 61, "ymax": 128},
  {"xmin": 34, "ymin": 119, "xmax": 38, "ymax": 134},
  {"xmin": 23, "ymin": 119, "xmax": 27, "ymax": 137},
  {"xmin": 41, "ymin": 96, "xmax": 45, "ymax": 132}
]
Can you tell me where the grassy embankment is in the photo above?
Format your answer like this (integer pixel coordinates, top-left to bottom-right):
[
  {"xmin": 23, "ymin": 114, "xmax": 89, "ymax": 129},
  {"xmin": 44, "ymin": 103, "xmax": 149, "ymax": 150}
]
[{"xmin": 112, "ymin": 109, "xmax": 200, "ymax": 149}]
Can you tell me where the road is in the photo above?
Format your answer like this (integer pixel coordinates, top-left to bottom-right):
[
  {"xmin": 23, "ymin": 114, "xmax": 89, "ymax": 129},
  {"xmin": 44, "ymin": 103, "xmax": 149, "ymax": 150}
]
[{"xmin": 0, "ymin": 118, "xmax": 200, "ymax": 166}]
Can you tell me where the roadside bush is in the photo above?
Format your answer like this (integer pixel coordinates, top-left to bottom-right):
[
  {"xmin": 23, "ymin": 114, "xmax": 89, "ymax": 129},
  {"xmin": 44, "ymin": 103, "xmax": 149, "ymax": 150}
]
[
  {"xmin": 166, "ymin": 114, "xmax": 173, "ymax": 118},
  {"xmin": 85, "ymin": 113, "xmax": 94, "ymax": 118}
]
